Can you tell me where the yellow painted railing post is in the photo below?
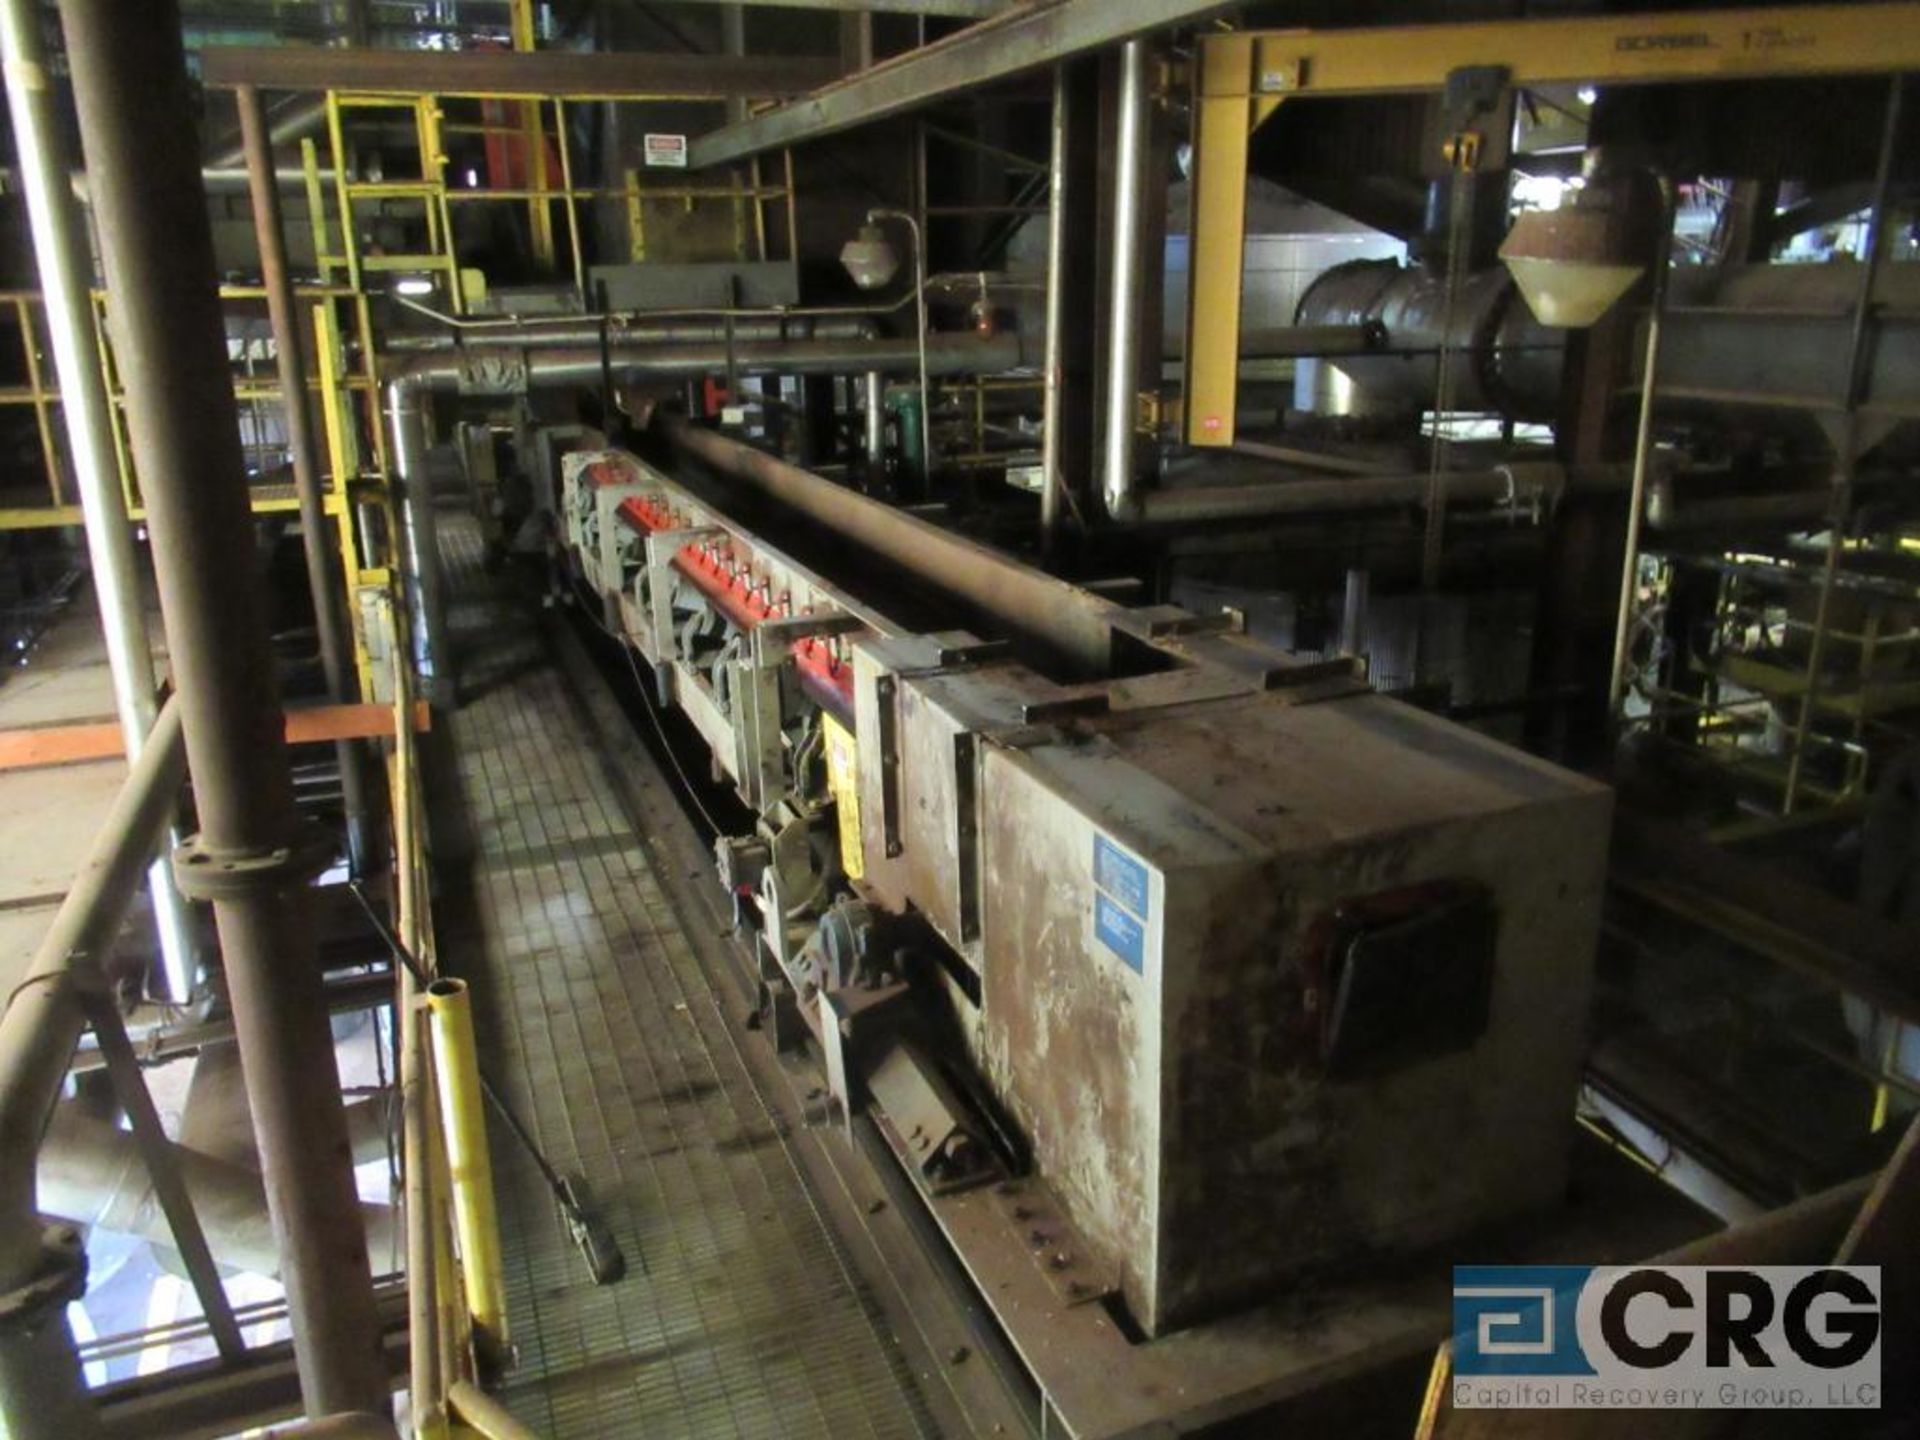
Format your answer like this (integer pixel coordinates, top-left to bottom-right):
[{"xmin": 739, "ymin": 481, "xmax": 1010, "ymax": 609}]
[{"xmin": 424, "ymin": 978, "xmax": 510, "ymax": 1367}]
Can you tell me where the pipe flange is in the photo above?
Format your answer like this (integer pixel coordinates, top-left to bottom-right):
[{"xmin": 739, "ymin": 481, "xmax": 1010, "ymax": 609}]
[
  {"xmin": 0, "ymin": 1225, "xmax": 86, "ymax": 1334},
  {"xmin": 171, "ymin": 823, "xmax": 335, "ymax": 901}
]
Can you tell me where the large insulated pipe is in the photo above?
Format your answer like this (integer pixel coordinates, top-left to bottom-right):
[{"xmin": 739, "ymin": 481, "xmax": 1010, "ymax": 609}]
[
  {"xmin": 239, "ymin": 84, "xmax": 375, "ymax": 871},
  {"xmin": 1292, "ymin": 258, "xmax": 1920, "ymax": 433},
  {"xmin": 657, "ymin": 412, "xmax": 1122, "ymax": 677},
  {"xmin": 0, "ymin": 0, "xmax": 198, "ymax": 1004},
  {"xmin": 1101, "ymin": 39, "xmax": 1151, "ymax": 518},
  {"xmin": 59, "ymin": 0, "xmax": 388, "ymax": 1419},
  {"xmin": 1292, "ymin": 260, "xmax": 1563, "ymax": 422},
  {"xmin": 38, "ymin": 1106, "xmax": 398, "ymax": 1280},
  {"xmin": 0, "ymin": 697, "xmax": 185, "ymax": 1440}
]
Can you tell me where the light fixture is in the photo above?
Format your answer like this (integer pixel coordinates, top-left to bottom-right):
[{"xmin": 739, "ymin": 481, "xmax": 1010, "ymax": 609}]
[
  {"xmin": 1577, "ymin": 84, "xmax": 1599, "ymax": 106},
  {"xmin": 839, "ymin": 223, "xmax": 900, "ymax": 291},
  {"xmin": 393, "ymin": 275, "xmax": 436, "ymax": 298},
  {"xmin": 1499, "ymin": 184, "xmax": 1644, "ymax": 328}
]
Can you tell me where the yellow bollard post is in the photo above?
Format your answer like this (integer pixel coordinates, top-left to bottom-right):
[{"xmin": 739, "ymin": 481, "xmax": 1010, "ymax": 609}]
[{"xmin": 424, "ymin": 978, "xmax": 509, "ymax": 1368}]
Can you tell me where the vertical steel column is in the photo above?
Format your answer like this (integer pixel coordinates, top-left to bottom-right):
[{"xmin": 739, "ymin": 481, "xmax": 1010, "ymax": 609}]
[
  {"xmin": 58, "ymin": 0, "xmax": 388, "ymax": 1419},
  {"xmin": 386, "ymin": 380, "xmax": 452, "ymax": 707},
  {"xmin": 237, "ymin": 84, "xmax": 375, "ymax": 872},
  {"xmin": 1040, "ymin": 65, "xmax": 1071, "ymax": 555},
  {"xmin": 862, "ymin": 371, "xmax": 886, "ymax": 467},
  {"xmin": 1100, "ymin": 40, "xmax": 1150, "ymax": 518},
  {"xmin": 0, "ymin": 0, "xmax": 197, "ymax": 1002}
]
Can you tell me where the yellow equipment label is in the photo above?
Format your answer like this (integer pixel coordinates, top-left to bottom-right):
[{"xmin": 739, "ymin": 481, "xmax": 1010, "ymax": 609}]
[{"xmin": 824, "ymin": 714, "xmax": 863, "ymax": 881}]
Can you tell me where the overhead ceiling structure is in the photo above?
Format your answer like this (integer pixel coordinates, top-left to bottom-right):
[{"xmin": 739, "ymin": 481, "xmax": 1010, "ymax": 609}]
[{"xmin": 687, "ymin": 0, "xmax": 1236, "ymax": 167}]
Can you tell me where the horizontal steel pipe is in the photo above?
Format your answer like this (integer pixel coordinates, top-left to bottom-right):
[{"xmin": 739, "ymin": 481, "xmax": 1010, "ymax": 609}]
[
  {"xmin": 385, "ymin": 315, "xmax": 882, "ymax": 352},
  {"xmin": 656, "ymin": 411, "xmax": 1122, "ymax": 676},
  {"xmin": 387, "ymin": 331, "xmax": 1029, "ymax": 394}
]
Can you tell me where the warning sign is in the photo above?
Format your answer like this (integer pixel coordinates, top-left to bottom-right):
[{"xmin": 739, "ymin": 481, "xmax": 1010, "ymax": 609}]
[{"xmin": 642, "ymin": 133, "xmax": 688, "ymax": 168}]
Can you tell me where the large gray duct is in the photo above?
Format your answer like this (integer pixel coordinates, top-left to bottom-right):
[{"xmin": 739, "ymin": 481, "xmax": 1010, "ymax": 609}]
[
  {"xmin": 38, "ymin": 1106, "xmax": 399, "ymax": 1280},
  {"xmin": 1292, "ymin": 260, "xmax": 1562, "ymax": 422},
  {"xmin": 1291, "ymin": 259, "xmax": 1920, "ymax": 448}
]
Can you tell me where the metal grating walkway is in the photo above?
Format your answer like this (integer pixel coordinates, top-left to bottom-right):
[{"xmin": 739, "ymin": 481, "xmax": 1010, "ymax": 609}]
[{"xmin": 431, "ymin": 513, "xmax": 939, "ymax": 1438}]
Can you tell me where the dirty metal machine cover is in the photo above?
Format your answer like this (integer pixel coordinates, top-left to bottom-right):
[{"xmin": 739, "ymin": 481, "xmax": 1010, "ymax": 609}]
[{"xmin": 562, "ymin": 447, "xmax": 1611, "ymax": 1339}]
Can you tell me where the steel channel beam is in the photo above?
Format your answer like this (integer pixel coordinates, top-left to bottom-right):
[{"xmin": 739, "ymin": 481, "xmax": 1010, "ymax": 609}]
[
  {"xmin": 687, "ymin": 0, "xmax": 1233, "ymax": 169},
  {"xmin": 59, "ymin": 0, "xmax": 388, "ymax": 1419},
  {"xmin": 199, "ymin": 45, "xmax": 842, "ymax": 97}
]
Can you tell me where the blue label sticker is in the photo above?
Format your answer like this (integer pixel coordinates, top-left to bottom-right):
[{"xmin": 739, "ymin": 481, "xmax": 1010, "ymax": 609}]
[
  {"xmin": 1095, "ymin": 893, "xmax": 1146, "ymax": 974},
  {"xmin": 1093, "ymin": 835, "xmax": 1150, "ymax": 920}
]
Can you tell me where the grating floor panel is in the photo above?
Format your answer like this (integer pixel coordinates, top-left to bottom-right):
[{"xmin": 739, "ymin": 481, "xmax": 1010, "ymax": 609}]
[{"xmin": 432, "ymin": 514, "xmax": 939, "ymax": 1439}]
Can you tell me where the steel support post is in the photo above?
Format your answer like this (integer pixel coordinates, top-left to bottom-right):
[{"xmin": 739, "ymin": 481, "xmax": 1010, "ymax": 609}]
[
  {"xmin": 862, "ymin": 371, "xmax": 887, "ymax": 467},
  {"xmin": 1100, "ymin": 40, "xmax": 1163, "ymax": 519},
  {"xmin": 1039, "ymin": 65, "xmax": 1071, "ymax": 552},
  {"xmin": 0, "ymin": 0, "xmax": 198, "ymax": 1002},
  {"xmin": 58, "ymin": 0, "xmax": 388, "ymax": 1418},
  {"xmin": 237, "ymin": 83, "xmax": 377, "ymax": 873}
]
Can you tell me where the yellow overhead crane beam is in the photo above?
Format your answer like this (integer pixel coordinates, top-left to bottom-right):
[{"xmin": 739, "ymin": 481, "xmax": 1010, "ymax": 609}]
[{"xmin": 1184, "ymin": 2, "xmax": 1920, "ymax": 448}]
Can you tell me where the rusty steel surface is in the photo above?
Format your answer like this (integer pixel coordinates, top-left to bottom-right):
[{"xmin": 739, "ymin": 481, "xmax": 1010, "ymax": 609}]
[{"xmin": 901, "ymin": 663, "xmax": 1614, "ymax": 1338}]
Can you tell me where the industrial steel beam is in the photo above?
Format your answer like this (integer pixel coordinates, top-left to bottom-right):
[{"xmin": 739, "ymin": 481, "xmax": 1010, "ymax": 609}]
[
  {"xmin": 1184, "ymin": 1, "xmax": 1920, "ymax": 448},
  {"xmin": 686, "ymin": 0, "xmax": 1234, "ymax": 169},
  {"xmin": 650, "ymin": 0, "xmax": 1003, "ymax": 14},
  {"xmin": 199, "ymin": 44, "xmax": 840, "ymax": 97}
]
